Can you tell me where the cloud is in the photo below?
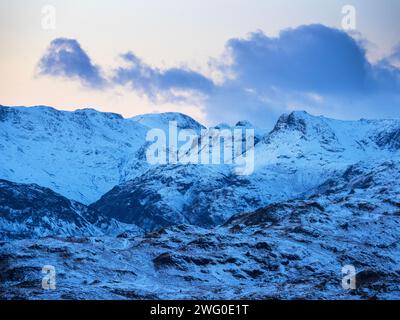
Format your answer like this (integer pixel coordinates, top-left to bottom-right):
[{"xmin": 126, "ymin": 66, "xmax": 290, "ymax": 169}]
[
  {"xmin": 224, "ymin": 25, "xmax": 371, "ymax": 93},
  {"xmin": 37, "ymin": 38, "xmax": 106, "ymax": 88},
  {"xmin": 113, "ymin": 52, "xmax": 215, "ymax": 102},
  {"xmin": 204, "ymin": 24, "xmax": 400, "ymax": 126},
  {"xmin": 382, "ymin": 44, "xmax": 400, "ymax": 68},
  {"xmin": 36, "ymin": 26, "xmax": 400, "ymax": 127},
  {"xmin": 37, "ymin": 39, "xmax": 214, "ymax": 103}
]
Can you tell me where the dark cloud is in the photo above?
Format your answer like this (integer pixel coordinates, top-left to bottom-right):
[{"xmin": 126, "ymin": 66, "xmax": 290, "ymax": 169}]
[
  {"xmin": 225, "ymin": 24, "xmax": 370, "ymax": 93},
  {"xmin": 205, "ymin": 24, "xmax": 400, "ymax": 126},
  {"xmin": 37, "ymin": 38, "xmax": 106, "ymax": 88}
]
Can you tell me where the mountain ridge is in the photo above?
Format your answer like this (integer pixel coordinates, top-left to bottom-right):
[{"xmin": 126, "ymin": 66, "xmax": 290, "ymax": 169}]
[{"xmin": 1, "ymin": 105, "xmax": 399, "ymax": 231}]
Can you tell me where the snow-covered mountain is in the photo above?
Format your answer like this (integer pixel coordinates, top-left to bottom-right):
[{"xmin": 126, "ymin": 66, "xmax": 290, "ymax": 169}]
[
  {"xmin": 131, "ymin": 111, "xmax": 205, "ymax": 132},
  {"xmin": 0, "ymin": 106, "xmax": 203, "ymax": 204},
  {"xmin": 92, "ymin": 111, "xmax": 400, "ymax": 231},
  {"xmin": 1, "ymin": 105, "xmax": 400, "ymax": 300},
  {"xmin": 2, "ymin": 106, "xmax": 399, "ymax": 231}
]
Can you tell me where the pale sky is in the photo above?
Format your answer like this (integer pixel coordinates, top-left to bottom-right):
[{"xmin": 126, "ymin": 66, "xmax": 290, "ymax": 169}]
[{"xmin": 1, "ymin": 0, "xmax": 399, "ymax": 126}]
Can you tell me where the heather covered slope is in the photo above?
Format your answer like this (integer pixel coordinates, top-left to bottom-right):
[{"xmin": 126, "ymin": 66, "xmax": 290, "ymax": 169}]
[{"xmin": 2, "ymin": 161, "xmax": 400, "ymax": 299}]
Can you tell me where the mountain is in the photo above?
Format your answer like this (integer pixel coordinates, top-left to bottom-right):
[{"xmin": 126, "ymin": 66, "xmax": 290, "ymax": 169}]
[
  {"xmin": 0, "ymin": 106, "xmax": 204, "ymax": 204},
  {"xmin": 2, "ymin": 160, "xmax": 399, "ymax": 299},
  {"xmin": 92, "ymin": 111, "xmax": 400, "ymax": 231},
  {"xmin": 130, "ymin": 112, "xmax": 205, "ymax": 132},
  {"xmin": 1, "ymin": 105, "xmax": 400, "ymax": 299},
  {"xmin": 0, "ymin": 179, "xmax": 142, "ymax": 240},
  {"xmin": 2, "ymin": 106, "xmax": 399, "ymax": 232}
]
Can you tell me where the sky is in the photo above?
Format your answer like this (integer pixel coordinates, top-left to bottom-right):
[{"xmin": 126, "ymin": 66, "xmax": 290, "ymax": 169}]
[{"xmin": 0, "ymin": 0, "xmax": 399, "ymax": 127}]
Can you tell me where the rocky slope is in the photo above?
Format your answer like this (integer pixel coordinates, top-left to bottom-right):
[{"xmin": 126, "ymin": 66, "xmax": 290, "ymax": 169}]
[
  {"xmin": 1, "ymin": 160, "xmax": 399, "ymax": 299},
  {"xmin": 0, "ymin": 179, "xmax": 142, "ymax": 240}
]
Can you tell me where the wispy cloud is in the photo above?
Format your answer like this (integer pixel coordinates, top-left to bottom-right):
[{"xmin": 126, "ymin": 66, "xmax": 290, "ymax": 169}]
[{"xmin": 113, "ymin": 52, "xmax": 215, "ymax": 102}]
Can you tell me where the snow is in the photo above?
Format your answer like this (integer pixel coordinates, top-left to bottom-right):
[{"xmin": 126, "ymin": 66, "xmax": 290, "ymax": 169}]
[
  {"xmin": 93, "ymin": 110, "xmax": 400, "ymax": 230},
  {"xmin": 1, "ymin": 106, "xmax": 400, "ymax": 299},
  {"xmin": 0, "ymin": 106, "xmax": 207, "ymax": 204}
]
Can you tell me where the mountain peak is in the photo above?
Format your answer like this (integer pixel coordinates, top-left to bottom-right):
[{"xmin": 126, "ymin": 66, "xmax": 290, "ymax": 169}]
[
  {"xmin": 213, "ymin": 122, "xmax": 231, "ymax": 129},
  {"xmin": 130, "ymin": 112, "xmax": 205, "ymax": 130},
  {"xmin": 74, "ymin": 108, "xmax": 124, "ymax": 120},
  {"xmin": 272, "ymin": 110, "xmax": 313, "ymax": 134},
  {"xmin": 235, "ymin": 120, "xmax": 254, "ymax": 128}
]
